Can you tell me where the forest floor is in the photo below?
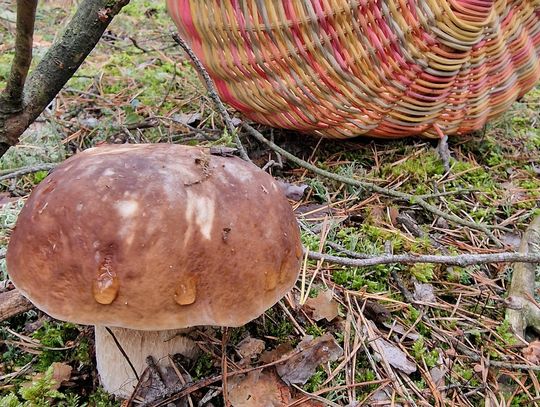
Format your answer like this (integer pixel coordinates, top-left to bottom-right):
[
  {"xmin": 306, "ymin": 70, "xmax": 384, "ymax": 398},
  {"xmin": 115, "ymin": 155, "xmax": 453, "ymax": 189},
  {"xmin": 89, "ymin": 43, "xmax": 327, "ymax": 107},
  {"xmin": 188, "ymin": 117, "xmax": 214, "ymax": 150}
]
[{"xmin": 1, "ymin": 1, "xmax": 540, "ymax": 406}]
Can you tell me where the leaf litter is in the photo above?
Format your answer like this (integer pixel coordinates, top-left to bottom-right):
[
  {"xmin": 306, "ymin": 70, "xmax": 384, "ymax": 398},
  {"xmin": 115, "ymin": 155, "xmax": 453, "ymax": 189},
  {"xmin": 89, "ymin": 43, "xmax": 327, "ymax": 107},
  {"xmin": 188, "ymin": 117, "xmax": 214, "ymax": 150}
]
[{"xmin": 1, "ymin": 0, "xmax": 540, "ymax": 405}]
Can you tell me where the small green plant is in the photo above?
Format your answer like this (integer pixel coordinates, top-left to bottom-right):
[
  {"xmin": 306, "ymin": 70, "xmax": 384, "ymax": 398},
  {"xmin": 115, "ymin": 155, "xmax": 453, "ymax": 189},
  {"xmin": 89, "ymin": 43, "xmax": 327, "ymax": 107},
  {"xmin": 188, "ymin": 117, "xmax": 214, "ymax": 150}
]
[
  {"xmin": 303, "ymin": 366, "xmax": 326, "ymax": 393},
  {"xmin": 87, "ymin": 388, "xmax": 119, "ymax": 407},
  {"xmin": 32, "ymin": 322, "xmax": 81, "ymax": 371},
  {"xmin": 496, "ymin": 319, "xmax": 518, "ymax": 347},
  {"xmin": 411, "ymin": 337, "xmax": 439, "ymax": 369},
  {"xmin": 192, "ymin": 353, "xmax": 214, "ymax": 380},
  {"xmin": 305, "ymin": 324, "xmax": 325, "ymax": 337},
  {"xmin": 0, "ymin": 365, "xmax": 65, "ymax": 407}
]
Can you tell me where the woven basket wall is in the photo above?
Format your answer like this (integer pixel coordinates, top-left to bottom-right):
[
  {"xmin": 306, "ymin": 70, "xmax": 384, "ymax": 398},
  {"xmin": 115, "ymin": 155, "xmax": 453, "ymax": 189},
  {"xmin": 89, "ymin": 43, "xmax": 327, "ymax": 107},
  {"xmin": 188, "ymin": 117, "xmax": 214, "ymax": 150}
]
[{"xmin": 167, "ymin": 0, "xmax": 540, "ymax": 139}]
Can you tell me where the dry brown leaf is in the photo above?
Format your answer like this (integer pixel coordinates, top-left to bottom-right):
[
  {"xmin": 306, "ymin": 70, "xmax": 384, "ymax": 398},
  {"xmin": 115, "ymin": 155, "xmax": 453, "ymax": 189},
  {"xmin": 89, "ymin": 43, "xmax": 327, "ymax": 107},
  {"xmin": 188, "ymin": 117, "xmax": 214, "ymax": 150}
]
[
  {"xmin": 227, "ymin": 369, "xmax": 291, "ymax": 407},
  {"xmin": 278, "ymin": 181, "xmax": 308, "ymax": 201},
  {"xmin": 23, "ymin": 362, "xmax": 72, "ymax": 392},
  {"xmin": 382, "ymin": 321, "xmax": 420, "ymax": 341},
  {"xmin": 50, "ymin": 362, "xmax": 72, "ymax": 389},
  {"xmin": 237, "ymin": 337, "xmax": 265, "ymax": 360},
  {"xmin": 366, "ymin": 321, "xmax": 416, "ymax": 374},
  {"xmin": 413, "ymin": 282, "xmax": 436, "ymax": 303},
  {"xmin": 260, "ymin": 343, "xmax": 294, "ymax": 364},
  {"xmin": 276, "ymin": 333, "xmax": 343, "ymax": 385},
  {"xmin": 303, "ymin": 290, "xmax": 339, "ymax": 322},
  {"xmin": 522, "ymin": 340, "xmax": 540, "ymax": 364}
]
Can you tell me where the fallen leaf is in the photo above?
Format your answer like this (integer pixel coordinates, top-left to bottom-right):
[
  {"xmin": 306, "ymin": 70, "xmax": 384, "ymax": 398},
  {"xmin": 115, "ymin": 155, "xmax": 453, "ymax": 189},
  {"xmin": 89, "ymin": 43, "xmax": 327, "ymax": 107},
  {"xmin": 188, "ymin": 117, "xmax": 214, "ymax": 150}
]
[
  {"xmin": 172, "ymin": 112, "xmax": 201, "ymax": 126},
  {"xmin": 303, "ymin": 290, "xmax": 339, "ymax": 322},
  {"xmin": 501, "ymin": 232, "xmax": 522, "ymax": 249},
  {"xmin": 413, "ymin": 282, "xmax": 436, "ymax": 303},
  {"xmin": 231, "ymin": 117, "xmax": 243, "ymax": 126},
  {"xmin": 430, "ymin": 365, "xmax": 447, "ymax": 388},
  {"xmin": 369, "ymin": 390, "xmax": 403, "ymax": 407},
  {"xmin": 237, "ymin": 337, "xmax": 265, "ymax": 360},
  {"xmin": 276, "ymin": 333, "xmax": 343, "ymax": 385},
  {"xmin": 366, "ymin": 321, "xmax": 416, "ymax": 374},
  {"xmin": 363, "ymin": 300, "xmax": 391, "ymax": 325},
  {"xmin": 50, "ymin": 362, "xmax": 72, "ymax": 389},
  {"xmin": 278, "ymin": 181, "xmax": 308, "ymax": 201},
  {"xmin": 228, "ymin": 369, "xmax": 291, "ymax": 407},
  {"xmin": 260, "ymin": 343, "xmax": 293, "ymax": 364},
  {"xmin": 388, "ymin": 206, "xmax": 400, "ymax": 226},
  {"xmin": 522, "ymin": 340, "xmax": 540, "ymax": 364},
  {"xmin": 24, "ymin": 362, "xmax": 73, "ymax": 391},
  {"xmin": 382, "ymin": 321, "xmax": 420, "ymax": 341}
]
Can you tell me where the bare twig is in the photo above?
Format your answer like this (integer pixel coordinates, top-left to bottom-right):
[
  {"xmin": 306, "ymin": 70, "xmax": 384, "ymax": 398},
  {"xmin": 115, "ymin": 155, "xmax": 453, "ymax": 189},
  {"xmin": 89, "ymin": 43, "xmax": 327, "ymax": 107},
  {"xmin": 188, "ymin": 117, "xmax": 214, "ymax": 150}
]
[
  {"xmin": 0, "ymin": 163, "xmax": 56, "ymax": 182},
  {"xmin": 221, "ymin": 328, "xmax": 230, "ymax": 407},
  {"xmin": 306, "ymin": 249, "xmax": 540, "ymax": 268},
  {"xmin": 171, "ymin": 33, "xmax": 250, "ymax": 162},
  {"xmin": 244, "ymin": 123, "xmax": 502, "ymax": 247}
]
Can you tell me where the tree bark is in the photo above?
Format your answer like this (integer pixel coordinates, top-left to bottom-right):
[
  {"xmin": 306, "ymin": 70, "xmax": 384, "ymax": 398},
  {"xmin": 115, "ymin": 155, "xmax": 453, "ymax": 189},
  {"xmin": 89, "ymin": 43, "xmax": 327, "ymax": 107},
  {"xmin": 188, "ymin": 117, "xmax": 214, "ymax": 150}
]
[
  {"xmin": 0, "ymin": 0, "xmax": 37, "ymax": 114},
  {"xmin": 0, "ymin": 289, "xmax": 33, "ymax": 322},
  {"xmin": 0, "ymin": 0, "xmax": 131, "ymax": 157}
]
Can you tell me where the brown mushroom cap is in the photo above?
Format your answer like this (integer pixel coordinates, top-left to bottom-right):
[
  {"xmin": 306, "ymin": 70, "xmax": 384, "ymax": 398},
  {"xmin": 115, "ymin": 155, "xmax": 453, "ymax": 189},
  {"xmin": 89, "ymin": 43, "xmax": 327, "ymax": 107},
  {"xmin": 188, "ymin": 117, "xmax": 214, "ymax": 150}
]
[{"xmin": 7, "ymin": 144, "xmax": 302, "ymax": 330}]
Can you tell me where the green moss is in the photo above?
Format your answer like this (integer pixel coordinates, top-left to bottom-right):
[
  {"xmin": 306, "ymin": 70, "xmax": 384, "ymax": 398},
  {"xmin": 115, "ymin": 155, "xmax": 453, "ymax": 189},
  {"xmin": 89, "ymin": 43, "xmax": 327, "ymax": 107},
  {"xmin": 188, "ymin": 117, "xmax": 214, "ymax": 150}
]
[
  {"xmin": 32, "ymin": 322, "xmax": 81, "ymax": 372},
  {"xmin": 409, "ymin": 263, "xmax": 435, "ymax": 283},
  {"xmin": 380, "ymin": 150, "xmax": 445, "ymax": 183},
  {"xmin": 192, "ymin": 353, "xmax": 214, "ymax": 380},
  {"xmin": 411, "ymin": 337, "xmax": 439, "ymax": 368}
]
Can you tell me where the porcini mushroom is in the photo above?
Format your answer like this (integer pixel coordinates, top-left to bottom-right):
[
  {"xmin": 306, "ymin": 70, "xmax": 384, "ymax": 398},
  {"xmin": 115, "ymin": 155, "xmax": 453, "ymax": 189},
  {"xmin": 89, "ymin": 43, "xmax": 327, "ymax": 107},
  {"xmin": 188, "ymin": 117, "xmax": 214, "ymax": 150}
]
[{"xmin": 6, "ymin": 144, "xmax": 302, "ymax": 397}]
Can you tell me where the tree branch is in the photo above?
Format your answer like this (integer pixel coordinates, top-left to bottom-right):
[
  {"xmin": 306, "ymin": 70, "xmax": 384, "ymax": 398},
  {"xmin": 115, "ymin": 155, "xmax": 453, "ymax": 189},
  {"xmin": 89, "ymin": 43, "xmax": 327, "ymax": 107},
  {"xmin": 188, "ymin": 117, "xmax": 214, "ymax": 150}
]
[
  {"xmin": 306, "ymin": 249, "xmax": 540, "ymax": 268},
  {"xmin": 0, "ymin": 0, "xmax": 37, "ymax": 114},
  {"xmin": 244, "ymin": 124, "xmax": 502, "ymax": 247},
  {"xmin": 0, "ymin": 0, "xmax": 131, "ymax": 157}
]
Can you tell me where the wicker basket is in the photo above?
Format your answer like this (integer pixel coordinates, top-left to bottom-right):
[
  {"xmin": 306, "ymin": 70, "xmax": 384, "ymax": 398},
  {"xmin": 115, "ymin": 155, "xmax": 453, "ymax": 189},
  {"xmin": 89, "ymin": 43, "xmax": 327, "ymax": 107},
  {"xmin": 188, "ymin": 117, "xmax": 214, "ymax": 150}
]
[{"xmin": 167, "ymin": 0, "xmax": 540, "ymax": 139}]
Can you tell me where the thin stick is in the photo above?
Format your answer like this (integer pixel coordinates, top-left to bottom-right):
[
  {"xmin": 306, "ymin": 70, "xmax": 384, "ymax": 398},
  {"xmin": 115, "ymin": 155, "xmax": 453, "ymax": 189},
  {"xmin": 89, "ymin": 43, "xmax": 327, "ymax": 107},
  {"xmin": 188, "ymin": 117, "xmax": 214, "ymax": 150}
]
[
  {"xmin": 221, "ymin": 328, "xmax": 231, "ymax": 407},
  {"xmin": 105, "ymin": 327, "xmax": 139, "ymax": 381},
  {"xmin": 306, "ymin": 249, "xmax": 540, "ymax": 267},
  {"xmin": 171, "ymin": 34, "xmax": 250, "ymax": 162},
  {"xmin": 244, "ymin": 124, "xmax": 502, "ymax": 247},
  {"xmin": 0, "ymin": 163, "xmax": 56, "ymax": 182}
]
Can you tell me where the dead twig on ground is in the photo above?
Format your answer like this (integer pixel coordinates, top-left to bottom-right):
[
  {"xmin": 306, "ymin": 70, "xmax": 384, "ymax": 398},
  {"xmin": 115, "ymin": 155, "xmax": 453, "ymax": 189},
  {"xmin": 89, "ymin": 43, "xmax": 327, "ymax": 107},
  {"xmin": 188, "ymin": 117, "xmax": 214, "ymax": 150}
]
[
  {"xmin": 306, "ymin": 249, "xmax": 540, "ymax": 268},
  {"xmin": 244, "ymin": 124, "xmax": 502, "ymax": 246},
  {"xmin": 0, "ymin": 163, "xmax": 57, "ymax": 182}
]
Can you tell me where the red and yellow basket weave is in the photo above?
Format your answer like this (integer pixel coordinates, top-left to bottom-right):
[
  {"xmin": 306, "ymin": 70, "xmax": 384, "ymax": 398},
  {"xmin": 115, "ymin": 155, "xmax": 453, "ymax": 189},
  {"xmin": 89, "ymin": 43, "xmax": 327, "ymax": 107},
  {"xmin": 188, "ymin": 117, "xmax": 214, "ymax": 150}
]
[{"xmin": 167, "ymin": 1, "xmax": 540, "ymax": 139}]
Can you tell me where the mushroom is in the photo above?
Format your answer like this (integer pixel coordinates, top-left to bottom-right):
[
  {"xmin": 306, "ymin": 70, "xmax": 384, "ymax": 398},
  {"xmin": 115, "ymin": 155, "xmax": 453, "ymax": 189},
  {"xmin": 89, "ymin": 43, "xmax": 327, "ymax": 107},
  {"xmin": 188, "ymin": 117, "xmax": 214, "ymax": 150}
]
[{"xmin": 6, "ymin": 144, "xmax": 302, "ymax": 397}]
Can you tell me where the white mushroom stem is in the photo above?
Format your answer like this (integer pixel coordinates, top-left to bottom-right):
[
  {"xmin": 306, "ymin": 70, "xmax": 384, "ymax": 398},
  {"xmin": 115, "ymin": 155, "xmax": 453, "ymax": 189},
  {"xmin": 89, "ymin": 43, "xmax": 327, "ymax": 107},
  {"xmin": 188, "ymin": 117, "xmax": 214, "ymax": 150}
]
[{"xmin": 94, "ymin": 326, "xmax": 198, "ymax": 398}]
